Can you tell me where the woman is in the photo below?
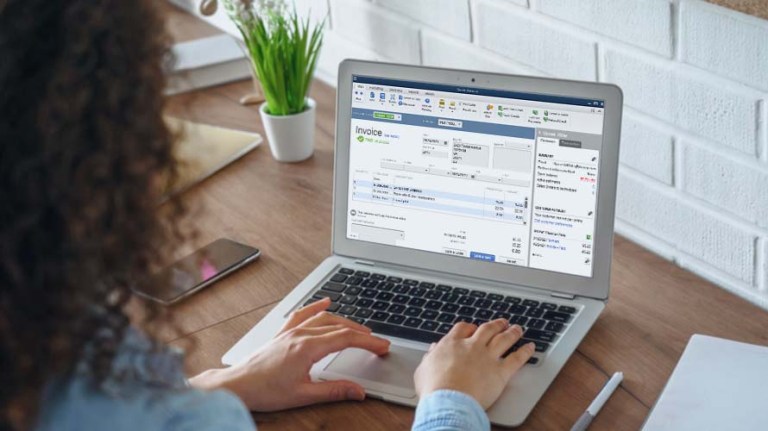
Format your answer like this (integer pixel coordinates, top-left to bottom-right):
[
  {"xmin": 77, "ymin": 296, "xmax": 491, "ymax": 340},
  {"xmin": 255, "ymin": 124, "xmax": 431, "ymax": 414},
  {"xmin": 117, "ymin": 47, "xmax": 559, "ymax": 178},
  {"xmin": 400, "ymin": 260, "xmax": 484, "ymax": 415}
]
[{"xmin": 0, "ymin": 1, "xmax": 535, "ymax": 430}]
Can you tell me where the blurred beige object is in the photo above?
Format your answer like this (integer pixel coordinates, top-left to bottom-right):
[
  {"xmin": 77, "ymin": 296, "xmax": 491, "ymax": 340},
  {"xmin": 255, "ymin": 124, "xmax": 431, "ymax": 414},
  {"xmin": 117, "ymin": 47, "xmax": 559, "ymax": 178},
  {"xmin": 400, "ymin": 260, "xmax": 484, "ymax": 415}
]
[
  {"xmin": 164, "ymin": 116, "xmax": 262, "ymax": 198},
  {"xmin": 199, "ymin": 0, "xmax": 218, "ymax": 15}
]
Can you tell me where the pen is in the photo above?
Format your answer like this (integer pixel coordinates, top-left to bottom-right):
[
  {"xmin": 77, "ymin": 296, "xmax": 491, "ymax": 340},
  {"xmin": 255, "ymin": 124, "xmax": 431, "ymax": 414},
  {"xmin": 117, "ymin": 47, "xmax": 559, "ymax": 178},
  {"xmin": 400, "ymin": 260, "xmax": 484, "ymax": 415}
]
[{"xmin": 570, "ymin": 371, "xmax": 624, "ymax": 431}]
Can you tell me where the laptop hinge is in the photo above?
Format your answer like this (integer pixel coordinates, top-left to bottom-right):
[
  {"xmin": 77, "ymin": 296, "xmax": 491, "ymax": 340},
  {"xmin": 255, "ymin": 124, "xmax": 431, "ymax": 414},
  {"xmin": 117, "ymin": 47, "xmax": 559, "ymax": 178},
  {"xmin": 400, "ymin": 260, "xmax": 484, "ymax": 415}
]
[
  {"xmin": 550, "ymin": 292, "xmax": 576, "ymax": 300},
  {"xmin": 354, "ymin": 260, "xmax": 376, "ymax": 267}
]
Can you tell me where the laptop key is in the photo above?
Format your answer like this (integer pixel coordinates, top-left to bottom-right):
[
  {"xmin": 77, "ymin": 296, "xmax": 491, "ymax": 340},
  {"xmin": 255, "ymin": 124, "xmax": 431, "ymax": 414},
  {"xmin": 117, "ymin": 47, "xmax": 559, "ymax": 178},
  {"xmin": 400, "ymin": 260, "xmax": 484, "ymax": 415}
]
[
  {"xmin": 492, "ymin": 312, "xmax": 511, "ymax": 320},
  {"xmin": 504, "ymin": 296, "xmax": 522, "ymax": 304},
  {"xmin": 475, "ymin": 309, "xmax": 493, "ymax": 319},
  {"xmin": 372, "ymin": 301, "xmax": 389, "ymax": 311},
  {"xmin": 425, "ymin": 290, "xmax": 442, "ymax": 299},
  {"xmin": 326, "ymin": 302, "xmax": 340, "ymax": 313},
  {"xmin": 404, "ymin": 279, "xmax": 419, "ymax": 286},
  {"xmin": 355, "ymin": 298, "xmax": 373, "ymax": 308},
  {"xmin": 453, "ymin": 287, "xmax": 469, "ymax": 295},
  {"xmin": 420, "ymin": 321, "xmax": 439, "ymax": 331},
  {"xmin": 558, "ymin": 305, "xmax": 577, "ymax": 314},
  {"xmin": 340, "ymin": 295, "xmax": 357, "ymax": 305},
  {"xmin": 388, "ymin": 304, "xmax": 406, "ymax": 314},
  {"xmin": 522, "ymin": 299, "xmax": 540, "ymax": 307},
  {"xmin": 470, "ymin": 290, "xmax": 486, "ymax": 298},
  {"xmin": 347, "ymin": 276, "xmax": 363, "ymax": 286},
  {"xmin": 355, "ymin": 271, "xmax": 371, "ymax": 277},
  {"xmin": 525, "ymin": 307, "xmax": 545, "ymax": 318},
  {"xmin": 409, "ymin": 287, "xmax": 426, "ymax": 297},
  {"xmin": 361, "ymin": 289, "xmax": 378, "ymax": 298},
  {"xmin": 441, "ymin": 303, "xmax": 459, "ymax": 313},
  {"xmin": 355, "ymin": 308, "xmax": 373, "ymax": 318},
  {"xmin": 371, "ymin": 311, "xmax": 389, "ymax": 321},
  {"xmin": 371, "ymin": 273, "xmax": 386, "ymax": 281},
  {"xmin": 475, "ymin": 299, "xmax": 492, "ymax": 309},
  {"xmin": 508, "ymin": 304, "xmax": 526, "ymax": 314},
  {"xmin": 510, "ymin": 315, "xmax": 528, "ymax": 325},
  {"xmin": 303, "ymin": 298, "xmax": 319, "ymax": 306},
  {"xmin": 545, "ymin": 321, "xmax": 565, "ymax": 333},
  {"xmin": 437, "ymin": 323, "xmax": 453, "ymax": 334},
  {"xmin": 404, "ymin": 317, "xmax": 423, "ymax": 328},
  {"xmin": 339, "ymin": 268, "xmax": 355, "ymax": 275},
  {"xmin": 455, "ymin": 316, "xmax": 474, "ymax": 324},
  {"xmin": 528, "ymin": 318, "xmax": 546, "ymax": 329},
  {"xmin": 361, "ymin": 279, "xmax": 379, "ymax": 288},
  {"xmin": 419, "ymin": 282, "xmax": 435, "ymax": 289},
  {"xmin": 458, "ymin": 296, "xmax": 475, "ymax": 306},
  {"xmin": 437, "ymin": 313, "xmax": 455, "ymax": 323},
  {"xmin": 473, "ymin": 319, "xmax": 488, "ymax": 326},
  {"xmin": 393, "ymin": 284, "xmax": 410, "ymax": 294},
  {"xmin": 365, "ymin": 321, "xmax": 441, "ymax": 344},
  {"xmin": 491, "ymin": 301, "xmax": 509, "ymax": 312},
  {"xmin": 376, "ymin": 291, "xmax": 394, "ymax": 301},
  {"xmin": 436, "ymin": 284, "xmax": 452, "ymax": 292},
  {"xmin": 387, "ymin": 276, "xmax": 403, "ymax": 283},
  {"xmin": 377, "ymin": 282, "xmax": 395, "ymax": 291},
  {"xmin": 525, "ymin": 329, "xmax": 556, "ymax": 342},
  {"xmin": 488, "ymin": 293, "xmax": 504, "ymax": 301},
  {"xmin": 442, "ymin": 293, "xmax": 460, "ymax": 303},
  {"xmin": 405, "ymin": 307, "xmax": 422, "ymax": 317},
  {"xmin": 322, "ymin": 282, "xmax": 346, "ymax": 293},
  {"xmin": 339, "ymin": 305, "xmax": 357, "ymax": 315},
  {"xmin": 458, "ymin": 306, "xmax": 476, "ymax": 316},
  {"xmin": 345, "ymin": 286, "xmax": 362, "ymax": 296},
  {"xmin": 421, "ymin": 309, "xmax": 439, "ymax": 320},
  {"xmin": 329, "ymin": 274, "xmax": 348, "ymax": 283},
  {"xmin": 313, "ymin": 291, "xmax": 341, "ymax": 302},
  {"xmin": 408, "ymin": 297, "xmax": 426, "ymax": 307},
  {"xmin": 540, "ymin": 302, "xmax": 558, "ymax": 310},
  {"xmin": 527, "ymin": 357, "xmax": 539, "ymax": 365},
  {"xmin": 349, "ymin": 317, "xmax": 366, "ymax": 325},
  {"xmin": 543, "ymin": 311, "xmax": 571, "ymax": 323},
  {"xmin": 386, "ymin": 314, "xmax": 405, "ymax": 325},
  {"xmin": 425, "ymin": 300, "xmax": 442, "ymax": 310},
  {"xmin": 393, "ymin": 294, "xmax": 409, "ymax": 304}
]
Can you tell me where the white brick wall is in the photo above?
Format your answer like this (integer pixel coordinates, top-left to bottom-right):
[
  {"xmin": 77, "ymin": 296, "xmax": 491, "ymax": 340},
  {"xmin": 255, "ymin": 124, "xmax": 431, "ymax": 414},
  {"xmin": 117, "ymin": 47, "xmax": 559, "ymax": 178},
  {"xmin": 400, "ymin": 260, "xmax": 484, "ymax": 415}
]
[
  {"xmin": 682, "ymin": 143, "xmax": 768, "ymax": 229},
  {"xmin": 303, "ymin": 0, "xmax": 768, "ymax": 310},
  {"xmin": 475, "ymin": 0, "xmax": 597, "ymax": 80},
  {"xmin": 603, "ymin": 49, "xmax": 761, "ymax": 155},
  {"xmin": 537, "ymin": 0, "xmax": 673, "ymax": 57},
  {"xmin": 620, "ymin": 111, "xmax": 674, "ymax": 185},
  {"xmin": 680, "ymin": 0, "xmax": 768, "ymax": 92},
  {"xmin": 374, "ymin": 0, "xmax": 472, "ymax": 41},
  {"xmin": 617, "ymin": 171, "xmax": 758, "ymax": 284},
  {"xmin": 329, "ymin": 0, "xmax": 421, "ymax": 64}
]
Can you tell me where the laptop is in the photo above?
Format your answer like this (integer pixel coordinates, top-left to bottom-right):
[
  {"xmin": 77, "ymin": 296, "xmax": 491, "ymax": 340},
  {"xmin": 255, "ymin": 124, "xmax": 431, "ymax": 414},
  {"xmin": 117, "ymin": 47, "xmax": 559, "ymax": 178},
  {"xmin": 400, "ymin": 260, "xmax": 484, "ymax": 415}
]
[{"xmin": 223, "ymin": 60, "xmax": 623, "ymax": 427}]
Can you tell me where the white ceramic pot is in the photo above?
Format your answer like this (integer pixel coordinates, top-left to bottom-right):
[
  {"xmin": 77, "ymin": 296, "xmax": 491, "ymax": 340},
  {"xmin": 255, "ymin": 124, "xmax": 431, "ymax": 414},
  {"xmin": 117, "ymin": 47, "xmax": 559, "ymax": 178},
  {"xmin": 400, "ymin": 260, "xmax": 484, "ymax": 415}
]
[{"xmin": 259, "ymin": 98, "xmax": 316, "ymax": 163}]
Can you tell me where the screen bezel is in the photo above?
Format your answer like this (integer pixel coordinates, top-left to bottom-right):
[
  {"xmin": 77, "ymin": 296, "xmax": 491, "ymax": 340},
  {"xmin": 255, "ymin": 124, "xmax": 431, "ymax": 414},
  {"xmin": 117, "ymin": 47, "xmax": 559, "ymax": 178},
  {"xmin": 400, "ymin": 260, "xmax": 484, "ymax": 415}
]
[{"xmin": 332, "ymin": 60, "xmax": 622, "ymax": 301}]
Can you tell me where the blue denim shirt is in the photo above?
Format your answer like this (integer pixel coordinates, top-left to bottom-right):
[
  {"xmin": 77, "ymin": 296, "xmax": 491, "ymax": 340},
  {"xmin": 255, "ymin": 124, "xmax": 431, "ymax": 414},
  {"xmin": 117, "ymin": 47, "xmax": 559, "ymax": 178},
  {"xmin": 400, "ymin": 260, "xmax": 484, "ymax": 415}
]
[{"xmin": 35, "ymin": 329, "xmax": 488, "ymax": 431}]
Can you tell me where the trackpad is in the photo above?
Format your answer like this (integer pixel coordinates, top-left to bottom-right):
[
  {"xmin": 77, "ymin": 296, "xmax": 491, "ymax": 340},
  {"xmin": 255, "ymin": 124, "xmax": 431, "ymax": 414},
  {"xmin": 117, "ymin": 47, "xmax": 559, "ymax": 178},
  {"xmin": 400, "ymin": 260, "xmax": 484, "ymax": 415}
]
[{"xmin": 321, "ymin": 345, "xmax": 425, "ymax": 398}]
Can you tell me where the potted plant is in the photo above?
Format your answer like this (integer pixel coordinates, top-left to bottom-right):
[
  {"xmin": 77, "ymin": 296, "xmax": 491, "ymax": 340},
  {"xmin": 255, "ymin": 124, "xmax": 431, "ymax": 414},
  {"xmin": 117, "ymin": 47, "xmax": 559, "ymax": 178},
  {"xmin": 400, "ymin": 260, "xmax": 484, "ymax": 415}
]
[{"xmin": 224, "ymin": 0, "xmax": 324, "ymax": 162}]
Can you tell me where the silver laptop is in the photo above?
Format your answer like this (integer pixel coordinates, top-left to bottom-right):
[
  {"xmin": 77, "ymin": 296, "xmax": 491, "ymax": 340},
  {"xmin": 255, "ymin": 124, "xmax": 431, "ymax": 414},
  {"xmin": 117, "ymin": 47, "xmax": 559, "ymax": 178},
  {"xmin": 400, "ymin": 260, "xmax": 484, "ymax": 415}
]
[{"xmin": 223, "ymin": 60, "xmax": 623, "ymax": 427}]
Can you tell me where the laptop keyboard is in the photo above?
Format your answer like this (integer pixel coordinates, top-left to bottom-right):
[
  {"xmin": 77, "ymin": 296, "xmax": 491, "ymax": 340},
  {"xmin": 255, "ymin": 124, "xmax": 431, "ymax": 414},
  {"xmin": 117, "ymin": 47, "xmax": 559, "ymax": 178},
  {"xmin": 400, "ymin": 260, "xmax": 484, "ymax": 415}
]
[{"xmin": 303, "ymin": 267, "xmax": 579, "ymax": 365}]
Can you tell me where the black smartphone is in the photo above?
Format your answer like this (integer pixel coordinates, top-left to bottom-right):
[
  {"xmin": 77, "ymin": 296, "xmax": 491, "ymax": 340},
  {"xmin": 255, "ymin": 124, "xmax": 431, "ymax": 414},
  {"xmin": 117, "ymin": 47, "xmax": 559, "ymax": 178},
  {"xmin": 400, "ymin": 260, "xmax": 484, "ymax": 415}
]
[{"xmin": 134, "ymin": 238, "xmax": 260, "ymax": 305}]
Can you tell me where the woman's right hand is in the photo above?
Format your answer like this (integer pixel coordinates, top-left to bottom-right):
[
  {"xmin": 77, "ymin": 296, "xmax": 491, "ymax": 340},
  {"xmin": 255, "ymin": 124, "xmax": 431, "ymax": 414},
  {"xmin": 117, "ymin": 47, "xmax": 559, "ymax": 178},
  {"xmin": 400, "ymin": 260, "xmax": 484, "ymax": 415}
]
[{"xmin": 413, "ymin": 319, "xmax": 535, "ymax": 409}]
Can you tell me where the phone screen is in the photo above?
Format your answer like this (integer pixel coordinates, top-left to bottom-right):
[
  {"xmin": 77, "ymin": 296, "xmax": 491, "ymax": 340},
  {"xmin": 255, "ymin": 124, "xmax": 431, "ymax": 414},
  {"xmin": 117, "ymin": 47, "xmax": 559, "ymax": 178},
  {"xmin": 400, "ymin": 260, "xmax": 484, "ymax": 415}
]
[{"xmin": 137, "ymin": 238, "xmax": 259, "ymax": 303}]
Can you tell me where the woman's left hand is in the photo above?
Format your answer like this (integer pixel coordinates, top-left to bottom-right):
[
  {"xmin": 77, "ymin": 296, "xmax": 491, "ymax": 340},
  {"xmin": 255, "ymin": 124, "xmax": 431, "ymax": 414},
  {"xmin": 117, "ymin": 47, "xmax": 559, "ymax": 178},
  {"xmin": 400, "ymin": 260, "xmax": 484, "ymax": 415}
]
[{"xmin": 189, "ymin": 298, "xmax": 391, "ymax": 411}]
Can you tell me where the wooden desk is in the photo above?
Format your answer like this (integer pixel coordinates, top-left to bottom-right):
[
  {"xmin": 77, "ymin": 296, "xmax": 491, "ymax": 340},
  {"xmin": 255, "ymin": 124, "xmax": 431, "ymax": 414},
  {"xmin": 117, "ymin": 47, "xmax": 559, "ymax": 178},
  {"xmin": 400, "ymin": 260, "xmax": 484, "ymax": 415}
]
[{"xmin": 160, "ymin": 7, "xmax": 768, "ymax": 430}]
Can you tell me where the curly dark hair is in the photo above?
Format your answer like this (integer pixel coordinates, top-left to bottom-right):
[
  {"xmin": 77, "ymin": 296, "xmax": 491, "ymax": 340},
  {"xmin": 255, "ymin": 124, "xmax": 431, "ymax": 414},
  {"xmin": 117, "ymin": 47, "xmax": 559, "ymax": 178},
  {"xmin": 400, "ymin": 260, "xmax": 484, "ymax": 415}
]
[{"xmin": 0, "ymin": 1, "xmax": 183, "ymax": 429}]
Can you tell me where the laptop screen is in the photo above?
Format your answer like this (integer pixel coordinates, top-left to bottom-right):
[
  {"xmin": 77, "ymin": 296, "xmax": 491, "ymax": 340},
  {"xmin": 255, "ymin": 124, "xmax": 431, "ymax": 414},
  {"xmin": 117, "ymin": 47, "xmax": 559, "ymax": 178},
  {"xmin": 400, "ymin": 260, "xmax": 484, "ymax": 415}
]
[{"xmin": 346, "ymin": 75, "xmax": 605, "ymax": 278}]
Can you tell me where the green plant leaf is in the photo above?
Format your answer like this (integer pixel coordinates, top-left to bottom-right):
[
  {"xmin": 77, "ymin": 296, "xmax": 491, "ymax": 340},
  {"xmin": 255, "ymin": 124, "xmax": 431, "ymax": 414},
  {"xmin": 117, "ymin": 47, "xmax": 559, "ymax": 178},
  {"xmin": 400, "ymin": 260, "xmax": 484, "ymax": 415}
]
[{"xmin": 224, "ymin": 1, "xmax": 325, "ymax": 116}]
